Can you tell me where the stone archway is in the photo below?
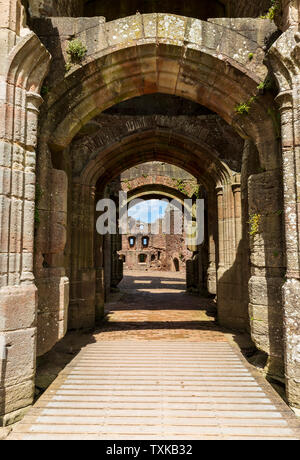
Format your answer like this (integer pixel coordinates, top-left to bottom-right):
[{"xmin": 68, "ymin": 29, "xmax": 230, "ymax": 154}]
[
  {"xmin": 1, "ymin": 9, "xmax": 292, "ymax": 425},
  {"xmin": 120, "ymin": 182, "xmax": 196, "ymax": 275},
  {"xmin": 33, "ymin": 14, "xmax": 284, "ymax": 388}
]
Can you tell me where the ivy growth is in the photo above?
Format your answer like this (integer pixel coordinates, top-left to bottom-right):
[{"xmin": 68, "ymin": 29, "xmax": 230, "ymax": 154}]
[
  {"xmin": 123, "ymin": 179, "xmax": 132, "ymax": 190},
  {"xmin": 261, "ymin": 0, "xmax": 281, "ymax": 21},
  {"xmin": 257, "ymin": 75, "xmax": 274, "ymax": 93},
  {"xmin": 249, "ymin": 213, "xmax": 262, "ymax": 236},
  {"xmin": 235, "ymin": 74, "xmax": 277, "ymax": 119},
  {"xmin": 174, "ymin": 179, "xmax": 187, "ymax": 194}
]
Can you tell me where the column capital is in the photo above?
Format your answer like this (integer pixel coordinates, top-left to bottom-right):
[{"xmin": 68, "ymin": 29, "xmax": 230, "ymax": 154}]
[
  {"xmin": 215, "ymin": 185, "xmax": 223, "ymax": 196},
  {"xmin": 26, "ymin": 92, "xmax": 44, "ymax": 112},
  {"xmin": 232, "ymin": 174, "xmax": 241, "ymax": 193},
  {"xmin": 275, "ymin": 90, "xmax": 293, "ymax": 111}
]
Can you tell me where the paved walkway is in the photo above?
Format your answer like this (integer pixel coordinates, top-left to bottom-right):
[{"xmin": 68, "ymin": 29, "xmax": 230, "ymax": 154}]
[{"xmin": 9, "ymin": 271, "xmax": 300, "ymax": 440}]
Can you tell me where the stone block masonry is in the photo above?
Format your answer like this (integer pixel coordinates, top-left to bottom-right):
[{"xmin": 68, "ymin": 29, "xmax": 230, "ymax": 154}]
[{"xmin": 0, "ymin": 0, "xmax": 300, "ymax": 427}]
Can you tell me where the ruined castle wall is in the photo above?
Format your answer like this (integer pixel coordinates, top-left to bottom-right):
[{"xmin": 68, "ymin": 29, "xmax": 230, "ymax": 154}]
[
  {"xmin": 0, "ymin": 0, "xmax": 51, "ymax": 425},
  {"xmin": 118, "ymin": 162, "xmax": 196, "ymax": 274},
  {"xmin": 120, "ymin": 163, "xmax": 198, "ymax": 198}
]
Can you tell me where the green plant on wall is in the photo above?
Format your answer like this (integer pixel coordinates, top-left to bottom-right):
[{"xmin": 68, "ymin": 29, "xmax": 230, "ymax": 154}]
[
  {"xmin": 176, "ymin": 179, "xmax": 187, "ymax": 194},
  {"xmin": 261, "ymin": 0, "xmax": 281, "ymax": 21},
  {"xmin": 123, "ymin": 179, "xmax": 132, "ymax": 190},
  {"xmin": 235, "ymin": 97, "xmax": 256, "ymax": 115},
  {"xmin": 248, "ymin": 213, "xmax": 262, "ymax": 236},
  {"xmin": 257, "ymin": 75, "xmax": 275, "ymax": 93},
  {"xmin": 65, "ymin": 39, "xmax": 87, "ymax": 71}
]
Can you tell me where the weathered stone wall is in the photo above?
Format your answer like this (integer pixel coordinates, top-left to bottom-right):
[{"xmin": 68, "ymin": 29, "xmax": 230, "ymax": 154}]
[
  {"xmin": 248, "ymin": 170, "xmax": 285, "ymax": 381},
  {"xmin": 120, "ymin": 163, "xmax": 198, "ymax": 201},
  {"xmin": 121, "ymin": 162, "xmax": 197, "ymax": 191},
  {"xmin": 216, "ymin": 176, "xmax": 248, "ymax": 330},
  {"xmin": 70, "ymin": 114, "xmax": 244, "ymax": 178},
  {"xmin": 0, "ymin": 0, "xmax": 51, "ymax": 426},
  {"xmin": 121, "ymin": 231, "xmax": 192, "ymax": 273},
  {"xmin": 34, "ymin": 169, "xmax": 69, "ymax": 356},
  {"xmin": 3, "ymin": 2, "xmax": 300, "ymax": 426},
  {"xmin": 25, "ymin": 0, "xmax": 271, "ymax": 21},
  {"xmin": 25, "ymin": 0, "xmax": 84, "ymax": 17},
  {"xmin": 34, "ymin": 12, "xmax": 278, "ymax": 347},
  {"xmin": 280, "ymin": 0, "xmax": 300, "ymax": 30},
  {"xmin": 269, "ymin": 28, "xmax": 300, "ymax": 408}
]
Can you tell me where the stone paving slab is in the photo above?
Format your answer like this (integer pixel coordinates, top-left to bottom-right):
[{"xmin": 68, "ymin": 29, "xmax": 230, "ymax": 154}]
[
  {"xmin": 8, "ymin": 341, "xmax": 300, "ymax": 441},
  {"xmin": 8, "ymin": 273, "xmax": 300, "ymax": 440}
]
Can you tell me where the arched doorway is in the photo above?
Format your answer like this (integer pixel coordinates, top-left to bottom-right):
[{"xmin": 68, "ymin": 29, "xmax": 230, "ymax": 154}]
[
  {"xmin": 2, "ymin": 0, "xmax": 300, "ymax": 431},
  {"xmin": 34, "ymin": 13, "xmax": 284, "ymax": 394}
]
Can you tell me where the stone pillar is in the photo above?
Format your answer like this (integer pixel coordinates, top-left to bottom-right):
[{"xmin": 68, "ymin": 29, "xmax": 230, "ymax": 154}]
[
  {"xmin": 95, "ymin": 233, "xmax": 105, "ymax": 322},
  {"xmin": 94, "ymin": 184, "xmax": 106, "ymax": 321},
  {"xmin": 0, "ymin": 4, "xmax": 50, "ymax": 424},
  {"xmin": 269, "ymin": 28, "xmax": 300, "ymax": 408},
  {"xmin": 111, "ymin": 233, "xmax": 123, "ymax": 288},
  {"xmin": 276, "ymin": 89, "xmax": 300, "ymax": 408},
  {"xmin": 232, "ymin": 179, "xmax": 242, "ymax": 248},
  {"xmin": 34, "ymin": 168, "xmax": 69, "ymax": 356},
  {"xmin": 217, "ymin": 180, "xmax": 246, "ymax": 330},
  {"xmin": 207, "ymin": 191, "xmax": 217, "ymax": 295},
  {"xmin": 69, "ymin": 182, "xmax": 96, "ymax": 329},
  {"xmin": 216, "ymin": 185, "xmax": 225, "ymax": 271},
  {"xmin": 248, "ymin": 170, "xmax": 285, "ymax": 382}
]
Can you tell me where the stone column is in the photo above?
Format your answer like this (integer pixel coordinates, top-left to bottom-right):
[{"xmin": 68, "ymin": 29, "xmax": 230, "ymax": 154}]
[
  {"xmin": 276, "ymin": 89, "xmax": 300, "ymax": 408},
  {"xmin": 216, "ymin": 185, "xmax": 225, "ymax": 270},
  {"xmin": 248, "ymin": 169, "xmax": 285, "ymax": 382},
  {"xmin": 69, "ymin": 182, "xmax": 96, "ymax": 329},
  {"xmin": 0, "ymin": 4, "xmax": 50, "ymax": 423},
  {"xmin": 217, "ymin": 180, "xmax": 246, "ymax": 330},
  {"xmin": 207, "ymin": 191, "xmax": 217, "ymax": 295},
  {"xmin": 35, "ymin": 168, "xmax": 69, "ymax": 357},
  {"xmin": 232, "ymin": 178, "xmax": 242, "ymax": 248},
  {"xmin": 94, "ymin": 187, "xmax": 105, "ymax": 321}
]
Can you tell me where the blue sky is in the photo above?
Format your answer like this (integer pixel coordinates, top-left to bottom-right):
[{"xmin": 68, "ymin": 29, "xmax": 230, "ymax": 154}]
[{"xmin": 128, "ymin": 199, "xmax": 169, "ymax": 223}]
